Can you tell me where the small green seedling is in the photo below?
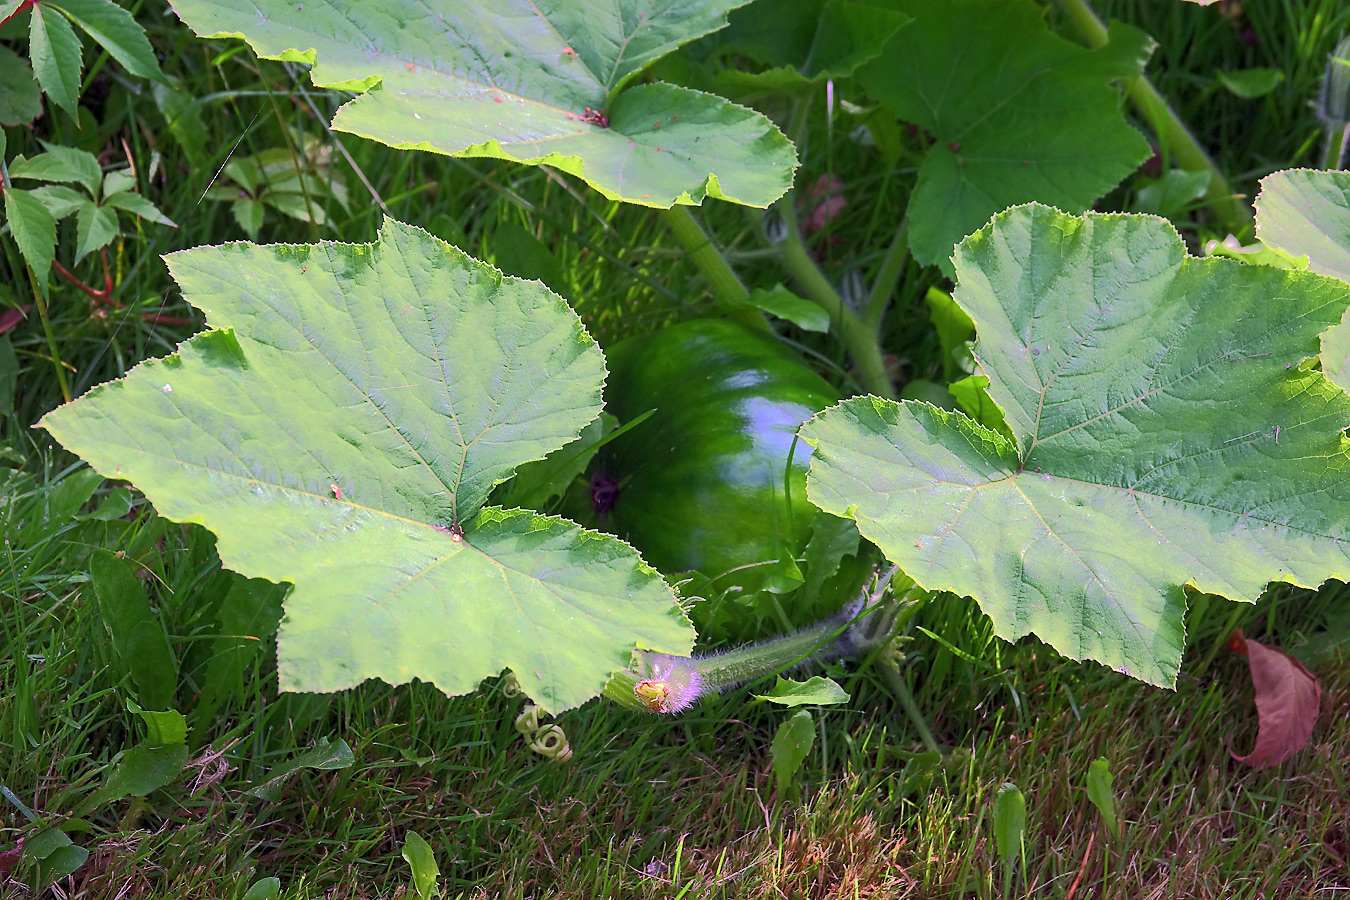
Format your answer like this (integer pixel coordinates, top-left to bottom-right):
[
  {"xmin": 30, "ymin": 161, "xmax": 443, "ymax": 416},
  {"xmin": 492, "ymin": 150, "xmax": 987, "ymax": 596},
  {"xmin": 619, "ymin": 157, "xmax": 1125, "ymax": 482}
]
[
  {"xmin": 1087, "ymin": 757, "xmax": 1120, "ymax": 839},
  {"xmin": 402, "ymin": 831, "xmax": 440, "ymax": 900},
  {"xmin": 992, "ymin": 782, "xmax": 1027, "ymax": 896},
  {"xmin": 771, "ymin": 709, "xmax": 816, "ymax": 798},
  {"xmin": 240, "ymin": 876, "xmax": 282, "ymax": 900}
]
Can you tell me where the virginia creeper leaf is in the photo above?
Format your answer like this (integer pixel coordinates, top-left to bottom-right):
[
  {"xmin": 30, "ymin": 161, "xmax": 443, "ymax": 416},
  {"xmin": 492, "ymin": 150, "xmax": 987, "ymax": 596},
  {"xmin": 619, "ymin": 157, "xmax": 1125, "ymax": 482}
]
[
  {"xmin": 802, "ymin": 205, "xmax": 1350, "ymax": 687},
  {"xmin": 50, "ymin": 0, "xmax": 164, "ymax": 82},
  {"xmin": 0, "ymin": 44, "xmax": 41, "ymax": 126},
  {"xmin": 1256, "ymin": 169, "xmax": 1350, "ymax": 394},
  {"xmin": 3, "ymin": 187, "xmax": 57, "ymax": 281},
  {"xmin": 41, "ymin": 218, "xmax": 694, "ymax": 712},
  {"xmin": 1227, "ymin": 629, "xmax": 1321, "ymax": 768},
  {"xmin": 856, "ymin": 0, "xmax": 1152, "ymax": 273},
  {"xmin": 74, "ymin": 199, "xmax": 117, "ymax": 261},
  {"xmin": 168, "ymin": 0, "xmax": 797, "ymax": 208},
  {"xmin": 29, "ymin": 4, "xmax": 82, "ymax": 120}
]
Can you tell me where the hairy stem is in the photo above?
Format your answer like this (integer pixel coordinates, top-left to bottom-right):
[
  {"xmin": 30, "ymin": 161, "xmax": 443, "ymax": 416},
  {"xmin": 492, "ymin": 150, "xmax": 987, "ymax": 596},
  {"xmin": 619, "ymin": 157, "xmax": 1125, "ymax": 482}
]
[
  {"xmin": 1056, "ymin": 0, "xmax": 1255, "ymax": 238},
  {"xmin": 863, "ymin": 216, "xmax": 909, "ymax": 334},
  {"xmin": 1322, "ymin": 121, "xmax": 1350, "ymax": 170},
  {"xmin": 779, "ymin": 194, "xmax": 896, "ymax": 398},
  {"xmin": 659, "ymin": 206, "xmax": 769, "ymax": 332}
]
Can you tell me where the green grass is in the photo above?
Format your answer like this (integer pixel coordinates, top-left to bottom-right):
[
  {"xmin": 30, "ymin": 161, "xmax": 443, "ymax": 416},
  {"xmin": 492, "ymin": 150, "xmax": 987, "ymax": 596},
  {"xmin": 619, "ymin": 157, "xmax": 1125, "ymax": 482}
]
[{"xmin": 4, "ymin": 0, "xmax": 1350, "ymax": 896}]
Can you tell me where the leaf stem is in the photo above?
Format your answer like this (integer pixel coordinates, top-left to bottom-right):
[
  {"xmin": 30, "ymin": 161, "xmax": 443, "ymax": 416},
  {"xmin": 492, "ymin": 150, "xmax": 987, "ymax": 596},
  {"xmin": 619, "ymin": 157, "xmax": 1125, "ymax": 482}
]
[
  {"xmin": 863, "ymin": 215, "xmax": 909, "ymax": 334},
  {"xmin": 658, "ymin": 206, "xmax": 768, "ymax": 332},
  {"xmin": 877, "ymin": 655, "xmax": 939, "ymax": 753},
  {"xmin": 1055, "ymin": 0, "xmax": 1255, "ymax": 238},
  {"xmin": 779, "ymin": 191, "xmax": 896, "ymax": 398},
  {"xmin": 26, "ymin": 267, "xmax": 70, "ymax": 403},
  {"xmin": 1322, "ymin": 121, "xmax": 1350, "ymax": 170}
]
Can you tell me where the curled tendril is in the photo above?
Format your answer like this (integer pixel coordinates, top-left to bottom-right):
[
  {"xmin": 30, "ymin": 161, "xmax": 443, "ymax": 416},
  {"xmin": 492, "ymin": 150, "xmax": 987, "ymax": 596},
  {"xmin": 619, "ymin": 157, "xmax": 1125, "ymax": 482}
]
[
  {"xmin": 501, "ymin": 672, "xmax": 523, "ymax": 698},
  {"xmin": 514, "ymin": 704, "xmax": 540, "ymax": 737},
  {"xmin": 529, "ymin": 725, "xmax": 573, "ymax": 763},
  {"xmin": 513, "ymin": 704, "xmax": 572, "ymax": 764}
]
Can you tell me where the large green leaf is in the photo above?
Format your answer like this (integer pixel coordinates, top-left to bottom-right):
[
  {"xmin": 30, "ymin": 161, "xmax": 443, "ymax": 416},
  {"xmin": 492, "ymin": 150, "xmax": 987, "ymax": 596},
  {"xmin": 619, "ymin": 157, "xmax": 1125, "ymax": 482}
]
[
  {"xmin": 41, "ymin": 218, "xmax": 693, "ymax": 712},
  {"xmin": 1256, "ymin": 169, "xmax": 1350, "ymax": 393},
  {"xmin": 168, "ymin": 0, "xmax": 796, "ymax": 208},
  {"xmin": 856, "ymin": 0, "xmax": 1151, "ymax": 273},
  {"xmin": 710, "ymin": 0, "xmax": 910, "ymax": 95},
  {"xmin": 802, "ymin": 205, "xmax": 1350, "ymax": 686}
]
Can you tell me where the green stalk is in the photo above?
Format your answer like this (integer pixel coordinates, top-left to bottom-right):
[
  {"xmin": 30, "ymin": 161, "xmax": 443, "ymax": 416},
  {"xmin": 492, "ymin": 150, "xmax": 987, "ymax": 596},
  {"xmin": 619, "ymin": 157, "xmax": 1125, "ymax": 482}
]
[
  {"xmin": 878, "ymin": 655, "xmax": 939, "ymax": 754},
  {"xmin": 659, "ymin": 206, "xmax": 769, "ymax": 332},
  {"xmin": 1323, "ymin": 122, "xmax": 1350, "ymax": 170},
  {"xmin": 1056, "ymin": 0, "xmax": 1255, "ymax": 239},
  {"xmin": 863, "ymin": 216, "xmax": 909, "ymax": 334},
  {"xmin": 26, "ymin": 268, "xmax": 70, "ymax": 404},
  {"xmin": 779, "ymin": 194, "xmax": 896, "ymax": 398}
]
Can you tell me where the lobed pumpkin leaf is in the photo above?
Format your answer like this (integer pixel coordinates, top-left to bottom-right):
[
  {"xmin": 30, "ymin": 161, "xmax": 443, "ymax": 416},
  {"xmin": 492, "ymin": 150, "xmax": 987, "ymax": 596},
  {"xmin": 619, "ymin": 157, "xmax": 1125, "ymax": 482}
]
[
  {"xmin": 41, "ymin": 218, "xmax": 693, "ymax": 712},
  {"xmin": 802, "ymin": 204, "xmax": 1350, "ymax": 687},
  {"xmin": 1256, "ymin": 169, "xmax": 1350, "ymax": 394},
  {"xmin": 167, "ymin": 0, "xmax": 797, "ymax": 208},
  {"xmin": 855, "ymin": 0, "xmax": 1152, "ymax": 274}
]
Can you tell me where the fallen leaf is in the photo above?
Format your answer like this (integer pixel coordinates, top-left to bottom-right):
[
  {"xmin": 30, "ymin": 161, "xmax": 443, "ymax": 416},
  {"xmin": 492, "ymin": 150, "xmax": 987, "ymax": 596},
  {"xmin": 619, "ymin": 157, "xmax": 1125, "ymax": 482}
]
[
  {"xmin": 1228, "ymin": 628, "xmax": 1321, "ymax": 768},
  {"xmin": 0, "ymin": 305, "xmax": 31, "ymax": 334}
]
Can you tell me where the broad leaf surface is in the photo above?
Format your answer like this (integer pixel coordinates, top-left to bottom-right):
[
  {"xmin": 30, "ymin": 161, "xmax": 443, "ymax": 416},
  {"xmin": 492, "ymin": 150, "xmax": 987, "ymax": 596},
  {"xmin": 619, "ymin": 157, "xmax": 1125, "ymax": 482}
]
[
  {"xmin": 1256, "ymin": 169, "xmax": 1350, "ymax": 393},
  {"xmin": 710, "ymin": 0, "xmax": 910, "ymax": 95},
  {"xmin": 168, "ymin": 0, "xmax": 797, "ymax": 207},
  {"xmin": 42, "ymin": 218, "xmax": 693, "ymax": 712},
  {"xmin": 802, "ymin": 205, "xmax": 1350, "ymax": 686},
  {"xmin": 856, "ymin": 0, "xmax": 1151, "ymax": 273},
  {"xmin": 0, "ymin": 44, "xmax": 41, "ymax": 126}
]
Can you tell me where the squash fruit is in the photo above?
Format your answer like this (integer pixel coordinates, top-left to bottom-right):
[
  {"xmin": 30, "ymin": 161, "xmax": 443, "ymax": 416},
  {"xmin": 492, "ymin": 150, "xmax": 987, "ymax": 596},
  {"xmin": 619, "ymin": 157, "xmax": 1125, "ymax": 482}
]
[{"xmin": 592, "ymin": 319, "xmax": 855, "ymax": 642}]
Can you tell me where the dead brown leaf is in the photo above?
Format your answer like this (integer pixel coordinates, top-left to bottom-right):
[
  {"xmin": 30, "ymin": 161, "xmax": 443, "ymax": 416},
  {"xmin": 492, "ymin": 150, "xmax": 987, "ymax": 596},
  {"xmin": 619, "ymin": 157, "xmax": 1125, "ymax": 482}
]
[{"xmin": 1228, "ymin": 628, "xmax": 1321, "ymax": 768}]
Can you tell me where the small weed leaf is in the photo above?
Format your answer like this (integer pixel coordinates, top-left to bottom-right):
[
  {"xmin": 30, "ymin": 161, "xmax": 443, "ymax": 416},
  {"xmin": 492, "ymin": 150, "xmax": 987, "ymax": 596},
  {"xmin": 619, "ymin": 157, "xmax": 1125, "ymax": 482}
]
[
  {"xmin": 1227, "ymin": 629, "xmax": 1322, "ymax": 768},
  {"xmin": 771, "ymin": 709, "xmax": 816, "ymax": 797},
  {"xmin": 402, "ymin": 831, "xmax": 439, "ymax": 900},
  {"xmin": 241, "ymin": 877, "xmax": 282, "ymax": 900},
  {"xmin": 41, "ymin": 219, "xmax": 694, "ymax": 712},
  {"xmin": 1086, "ymin": 758, "xmax": 1119, "ymax": 839},
  {"xmin": 802, "ymin": 205, "xmax": 1350, "ymax": 687},
  {"xmin": 753, "ymin": 675, "xmax": 850, "ymax": 708},
  {"xmin": 167, "ymin": 0, "xmax": 797, "ymax": 208},
  {"xmin": 245, "ymin": 737, "xmax": 354, "ymax": 802},
  {"xmin": 991, "ymin": 782, "xmax": 1026, "ymax": 868}
]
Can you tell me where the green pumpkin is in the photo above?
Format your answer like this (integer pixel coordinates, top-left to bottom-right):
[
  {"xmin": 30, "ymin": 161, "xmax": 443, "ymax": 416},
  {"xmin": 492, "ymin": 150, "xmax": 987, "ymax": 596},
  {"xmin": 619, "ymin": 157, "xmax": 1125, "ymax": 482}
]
[{"xmin": 592, "ymin": 320, "xmax": 842, "ymax": 640}]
